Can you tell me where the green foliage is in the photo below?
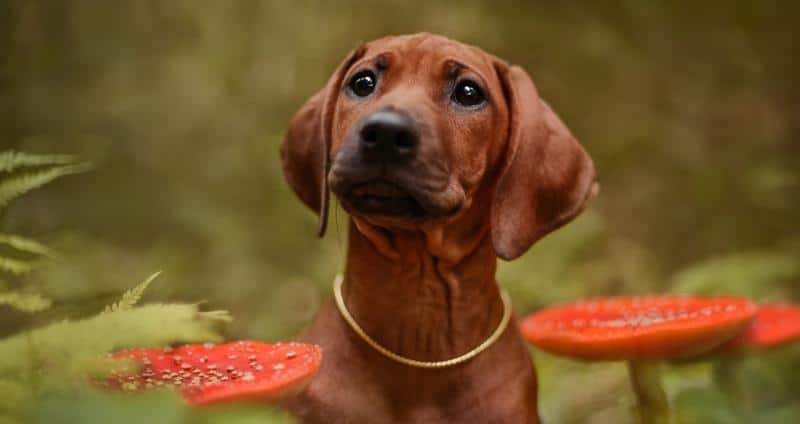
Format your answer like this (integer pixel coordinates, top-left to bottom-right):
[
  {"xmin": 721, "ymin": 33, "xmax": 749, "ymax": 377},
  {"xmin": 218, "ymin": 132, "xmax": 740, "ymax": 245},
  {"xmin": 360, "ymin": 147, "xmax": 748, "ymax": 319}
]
[
  {"xmin": 0, "ymin": 164, "xmax": 91, "ymax": 210},
  {"xmin": 0, "ymin": 149, "xmax": 90, "ymax": 211},
  {"xmin": 0, "ymin": 276, "xmax": 233, "ymax": 422},
  {"xmin": 0, "ymin": 379, "xmax": 26, "ymax": 413},
  {"xmin": 673, "ymin": 386, "xmax": 739, "ymax": 424},
  {"xmin": 0, "ymin": 150, "xmax": 88, "ymax": 315},
  {"xmin": 0, "ymin": 303, "xmax": 231, "ymax": 378},
  {"xmin": 672, "ymin": 252, "xmax": 799, "ymax": 299},
  {"xmin": 0, "ymin": 151, "xmax": 77, "ymax": 174},
  {"xmin": 103, "ymin": 271, "xmax": 161, "ymax": 313},
  {"xmin": 0, "ymin": 151, "xmax": 243, "ymax": 423},
  {"xmin": 0, "ymin": 257, "xmax": 33, "ymax": 276},
  {"xmin": 31, "ymin": 390, "xmax": 292, "ymax": 424},
  {"xmin": 0, "ymin": 234, "xmax": 56, "ymax": 259},
  {"xmin": 0, "ymin": 290, "xmax": 51, "ymax": 313},
  {"xmin": 499, "ymin": 211, "xmax": 606, "ymax": 310},
  {"xmin": 1, "ymin": 2, "xmax": 798, "ymax": 422}
]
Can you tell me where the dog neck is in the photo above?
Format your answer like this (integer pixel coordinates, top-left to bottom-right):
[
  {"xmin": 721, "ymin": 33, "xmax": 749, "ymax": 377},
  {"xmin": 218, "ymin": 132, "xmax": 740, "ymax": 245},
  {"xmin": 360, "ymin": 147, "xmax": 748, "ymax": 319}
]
[{"xmin": 340, "ymin": 197, "xmax": 505, "ymax": 362}]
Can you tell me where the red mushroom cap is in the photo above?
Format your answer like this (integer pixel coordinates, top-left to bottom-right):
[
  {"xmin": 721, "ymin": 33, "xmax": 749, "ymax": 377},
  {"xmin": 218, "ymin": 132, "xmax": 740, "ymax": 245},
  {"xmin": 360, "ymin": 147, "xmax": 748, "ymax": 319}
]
[
  {"xmin": 721, "ymin": 304, "xmax": 800, "ymax": 351},
  {"xmin": 108, "ymin": 341, "xmax": 322, "ymax": 405},
  {"xmin": 521, "ymin": 296, "xmax": 757, "ymax": 360}
]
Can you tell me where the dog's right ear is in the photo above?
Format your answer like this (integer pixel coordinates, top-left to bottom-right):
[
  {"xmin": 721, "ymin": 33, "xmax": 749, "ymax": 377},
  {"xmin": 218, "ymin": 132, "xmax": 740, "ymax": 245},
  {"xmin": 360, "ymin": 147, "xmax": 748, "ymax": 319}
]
[
  {"xmin": 280, "ymin": 46, "xmax": 365, "ymax": 237},
  {"xmin": 490, "ymin": 61, "xmax": 598, "ymax": 260}
]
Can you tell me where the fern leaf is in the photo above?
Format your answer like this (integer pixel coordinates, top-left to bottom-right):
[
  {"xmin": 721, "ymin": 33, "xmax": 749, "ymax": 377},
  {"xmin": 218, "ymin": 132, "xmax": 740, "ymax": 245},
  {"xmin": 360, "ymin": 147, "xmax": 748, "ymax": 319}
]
[
  {"xmin": 0, "ymin": 150, "xmax": 77, "ymax": 173},
  {"xmin": 198, "ymin": 309, "xmax": 234, "ymax": 322},
  {"xmin": 0, "ymin": 257, "xmax": 33, "ymax": 276},
  {"xmin": 0, "ymin": 291, "xmax": 51, "ymax": 313},
  {"xmin": 0, "ymin": 163, "xmax": 91, "ymax": 209},
  {"xmin": 0, "ymin": 234, "xmax": 56, "ymax": 259},
  {"xmin": 0, "ymin": 303, "xmax": 231, "ymax": 378},
  {"xmin": 103, "ymin": 271, "xmax": 162, "ymax": 313}
]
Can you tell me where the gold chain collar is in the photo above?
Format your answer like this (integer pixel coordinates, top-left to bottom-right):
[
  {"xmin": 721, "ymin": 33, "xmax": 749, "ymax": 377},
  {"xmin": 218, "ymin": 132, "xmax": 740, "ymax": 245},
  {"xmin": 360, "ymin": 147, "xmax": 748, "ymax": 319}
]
[{"xmin": 332, "ymin": 274, "xmax": 512, "ymax": 368}]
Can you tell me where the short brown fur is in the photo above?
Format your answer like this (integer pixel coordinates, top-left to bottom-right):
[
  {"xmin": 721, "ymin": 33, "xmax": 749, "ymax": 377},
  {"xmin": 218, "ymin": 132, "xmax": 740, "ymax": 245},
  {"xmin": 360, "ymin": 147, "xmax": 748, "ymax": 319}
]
[{"xmin": 280, "ymin": 33, "xmax": 597, "ymax": 423}]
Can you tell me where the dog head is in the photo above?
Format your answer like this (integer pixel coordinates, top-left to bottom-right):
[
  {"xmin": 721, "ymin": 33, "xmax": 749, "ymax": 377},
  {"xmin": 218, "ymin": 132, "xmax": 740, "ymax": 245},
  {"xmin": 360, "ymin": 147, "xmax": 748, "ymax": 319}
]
[{"xmin": 281, "ymin": 33, "xmax": 597, "ymax": 260}]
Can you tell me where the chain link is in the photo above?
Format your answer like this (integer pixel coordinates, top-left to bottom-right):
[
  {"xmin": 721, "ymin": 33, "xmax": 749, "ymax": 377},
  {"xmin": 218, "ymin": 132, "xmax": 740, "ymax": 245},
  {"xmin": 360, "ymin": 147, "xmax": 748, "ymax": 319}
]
[{"xmin": 333, "ymin": 274, "xmax": 512, "ymax": 368}]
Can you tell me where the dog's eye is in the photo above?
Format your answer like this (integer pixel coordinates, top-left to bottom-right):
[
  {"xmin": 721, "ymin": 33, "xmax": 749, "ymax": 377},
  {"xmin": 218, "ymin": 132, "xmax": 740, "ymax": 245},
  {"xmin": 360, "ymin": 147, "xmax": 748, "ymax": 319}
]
[
  {"xmin": 348, "ymin": 71, "xmax": 377, "ymax": 97},
  {"xmin": 452, "ymin": 80, "xmax": 485, "ymax": 107}
]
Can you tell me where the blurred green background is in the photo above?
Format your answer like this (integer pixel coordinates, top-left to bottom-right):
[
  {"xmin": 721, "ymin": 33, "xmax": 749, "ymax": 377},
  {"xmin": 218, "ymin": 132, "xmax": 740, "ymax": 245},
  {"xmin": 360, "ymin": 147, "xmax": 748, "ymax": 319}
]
[{"xmin": 1, "ymin": 1, "xmax": 798, "ymax": 423}]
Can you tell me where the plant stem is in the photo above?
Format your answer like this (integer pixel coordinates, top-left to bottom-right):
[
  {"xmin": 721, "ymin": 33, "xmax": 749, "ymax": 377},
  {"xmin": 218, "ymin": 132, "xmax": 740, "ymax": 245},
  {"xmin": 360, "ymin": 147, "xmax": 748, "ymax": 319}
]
[{"xmin": 628, "ymin": 360, "xmax": 669, "ymax": 424}]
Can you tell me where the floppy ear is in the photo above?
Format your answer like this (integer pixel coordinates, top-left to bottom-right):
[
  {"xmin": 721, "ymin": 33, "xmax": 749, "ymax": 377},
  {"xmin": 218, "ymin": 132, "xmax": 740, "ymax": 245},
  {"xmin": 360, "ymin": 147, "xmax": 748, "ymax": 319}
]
[
  {"xmin": 280, "ymin": 46, "xmax": 365, "ymax": 237},
  {"xmin": 491, "ymin": 63, "xmax": 599, "ymax": 260}
]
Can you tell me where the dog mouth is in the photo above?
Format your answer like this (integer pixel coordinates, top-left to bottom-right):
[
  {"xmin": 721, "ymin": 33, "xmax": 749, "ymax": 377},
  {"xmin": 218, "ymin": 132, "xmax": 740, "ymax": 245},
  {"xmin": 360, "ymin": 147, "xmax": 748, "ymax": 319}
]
[{"xmin": 343, "ymin": 180, "xmax": 426, "ymax": 217}]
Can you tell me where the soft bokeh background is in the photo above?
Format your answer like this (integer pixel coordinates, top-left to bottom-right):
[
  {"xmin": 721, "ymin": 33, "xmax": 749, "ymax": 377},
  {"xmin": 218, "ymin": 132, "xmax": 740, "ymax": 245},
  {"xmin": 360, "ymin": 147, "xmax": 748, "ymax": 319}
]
[{"xmin": 1, "ymin": 1, "xmax": 798, "ymax": 423}]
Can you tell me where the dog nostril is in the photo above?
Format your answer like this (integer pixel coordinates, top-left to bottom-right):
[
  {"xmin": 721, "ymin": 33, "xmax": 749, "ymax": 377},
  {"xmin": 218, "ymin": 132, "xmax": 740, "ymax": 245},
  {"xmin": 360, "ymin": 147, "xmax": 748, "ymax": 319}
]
[
  {"xmin": 359, "ymin": 111, "xmax": 418, "ymax": 158},
  {"xmin": 394, "ymin": 131, "xmax": 414, "ymax": 150},
  {"xmin": 361, "ymin": 126, "xmax": 378, "ymax": 146}
]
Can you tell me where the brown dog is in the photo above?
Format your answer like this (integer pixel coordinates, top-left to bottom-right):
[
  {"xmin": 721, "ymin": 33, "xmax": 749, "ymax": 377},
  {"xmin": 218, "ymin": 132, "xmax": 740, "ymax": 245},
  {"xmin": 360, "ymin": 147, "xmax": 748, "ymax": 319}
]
[{"xmin": 280, "ymin": 33, "xmax": 597, "ymax": 424}]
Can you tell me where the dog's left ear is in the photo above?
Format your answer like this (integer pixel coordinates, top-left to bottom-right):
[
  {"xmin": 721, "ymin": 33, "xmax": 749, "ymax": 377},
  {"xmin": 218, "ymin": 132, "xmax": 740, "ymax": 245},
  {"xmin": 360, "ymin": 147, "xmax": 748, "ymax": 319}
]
[
  {"xmin": 280, "ymin": 45, "xmax": 365, "ymax": 237},
  {"xmin": 491, "ymin": 62, "xmax": 599, "ymax": 260}
]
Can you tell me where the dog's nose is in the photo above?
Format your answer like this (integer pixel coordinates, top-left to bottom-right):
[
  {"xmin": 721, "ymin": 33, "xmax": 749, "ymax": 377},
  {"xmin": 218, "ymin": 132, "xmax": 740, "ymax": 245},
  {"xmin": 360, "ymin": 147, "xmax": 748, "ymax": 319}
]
[{"xmin": 359, "ymin": 110, "xmax": 418, "ymax": 161}]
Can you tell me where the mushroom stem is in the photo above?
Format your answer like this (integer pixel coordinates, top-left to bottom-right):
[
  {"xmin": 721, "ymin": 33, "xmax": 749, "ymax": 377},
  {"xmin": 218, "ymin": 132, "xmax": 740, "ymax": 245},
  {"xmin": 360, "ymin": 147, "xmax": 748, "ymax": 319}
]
[{"xmin": 627, "ymin": 360, "xmax": 669, "ymax": 424}]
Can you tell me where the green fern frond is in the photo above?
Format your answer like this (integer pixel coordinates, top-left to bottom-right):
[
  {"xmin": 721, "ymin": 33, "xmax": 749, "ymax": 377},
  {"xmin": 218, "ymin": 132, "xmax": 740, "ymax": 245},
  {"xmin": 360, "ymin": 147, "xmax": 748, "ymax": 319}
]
[
  {"xmin": 0, "ymin": 303, "xmax": 231, "ymax": 378},
  {"xmin": 0, "ymin": 257, "xmax": 34, "ymax": 276},
  {"xmin": 198, "ymin": 309, "xmax": 234, "ymax": 322},
  {"xmin": 0, "ymin": 163, "xmax": 92, "ymax": 210},
  {"xmin": 0, "ymin": 151, "xmax": 77, "ymax": 173},
  {"xmin": 0, "ymin": 291, "xmax": 51, "ymax": 313},
  {"xmin": 0, "ymin": 234, "xmax": 57, "ymax": 259},
  {"xmin": 103, "ymin": 271, "xmax": 162, "ymax": 313}
]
